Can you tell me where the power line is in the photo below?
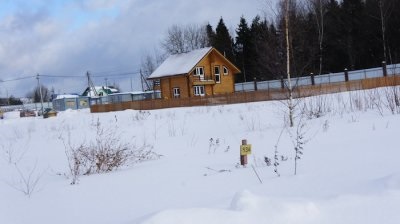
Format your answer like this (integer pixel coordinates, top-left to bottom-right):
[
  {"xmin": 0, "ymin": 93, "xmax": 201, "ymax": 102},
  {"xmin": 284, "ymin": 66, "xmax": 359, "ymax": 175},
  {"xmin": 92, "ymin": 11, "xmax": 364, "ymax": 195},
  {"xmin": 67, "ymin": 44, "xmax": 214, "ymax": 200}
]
[
  {"xmin": 38, "ymin": 70, "xmax": 144, "ymax": 79},
  {"xmin": 40, "ymin": 74, "xmax": 83, "ymax": 78},
  {"xmin": 91, "ymin": 71, "xmax": 141, "ymax": 78},
  {"xmin": 0, "ymin": 75, "xmax": 36, "ymax": 83}
]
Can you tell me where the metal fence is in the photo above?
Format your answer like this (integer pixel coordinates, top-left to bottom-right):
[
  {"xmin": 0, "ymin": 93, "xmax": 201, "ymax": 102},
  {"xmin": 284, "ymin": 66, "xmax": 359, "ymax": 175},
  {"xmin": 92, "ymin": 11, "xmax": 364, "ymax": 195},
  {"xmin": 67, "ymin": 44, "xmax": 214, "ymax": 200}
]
[
  {"xmin": 90, "ymin": 91, "xmax": 162, "ymax": 105},
  {"xmin": 235, "ymin": 63, "xmax": 400, "ymax": 92},
  {"xmin": 53, "ymin": 97, "xmax": 90, "ymax": 111},
  {"xmin": 91, "ymin": 76, "xmax": 400, "ymax": 113},
  {"xmin": 50, "ymin": 91, "xmax": 161, "ymax": 111},
  {"xmin": 0, "ymin": 102, "xmax": 53, "ymax": 112}
]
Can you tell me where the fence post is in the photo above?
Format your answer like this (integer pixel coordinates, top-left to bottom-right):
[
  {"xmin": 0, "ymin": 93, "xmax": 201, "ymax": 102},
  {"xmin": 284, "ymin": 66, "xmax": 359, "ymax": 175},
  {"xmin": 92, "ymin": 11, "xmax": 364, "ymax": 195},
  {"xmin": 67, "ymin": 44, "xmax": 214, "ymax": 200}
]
[
  {"xmin": 253, "ymin": 77, "xmax": 258, "ymax": 91},
  {"xmin": 310, "ymin": 73, "xmax": 315, "ymax": 85},
  {"xmin": 382, "ymin": 61, "xmax": 387, "ymax": 77},
  {"xmin": 240, "ymin": 139, "xmax": 249, "ymax": 166},
  {"xmin": 280, "ymin": 76, "xmax": 285, "ymax": 89},
  {"xmin": 344, "ymin": 68, "xmax": 349, "ymax": 82}
]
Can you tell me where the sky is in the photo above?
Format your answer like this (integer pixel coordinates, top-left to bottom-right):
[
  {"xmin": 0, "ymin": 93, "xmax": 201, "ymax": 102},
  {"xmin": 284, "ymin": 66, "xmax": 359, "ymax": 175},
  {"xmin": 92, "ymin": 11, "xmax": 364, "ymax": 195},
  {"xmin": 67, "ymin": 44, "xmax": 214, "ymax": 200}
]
[{"xmin": 0, "ymin": 0, "xmax": 277, "ymax": 98}]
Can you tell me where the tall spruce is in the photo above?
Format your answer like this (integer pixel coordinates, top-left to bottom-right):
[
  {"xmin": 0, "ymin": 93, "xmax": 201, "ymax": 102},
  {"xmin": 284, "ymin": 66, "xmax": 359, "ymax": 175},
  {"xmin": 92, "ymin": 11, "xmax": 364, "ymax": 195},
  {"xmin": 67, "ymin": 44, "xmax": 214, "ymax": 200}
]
[
  {"xmin": 341, "ymin": 0, "xmax": 368, "ymax": 70},
  {"xmin": 214, "ymin": 18, "xmax": 235, "ymax": 62},
  {"xmin": 250, "ymin": 16, "xmax": 283, "ymax": 80},
  {"xmin": 206, "ymin": 23, "xmax": 216, "ymax": 47},
  {"xmin": 387, "ymin": 0, "xmax": 400, "ymax": 63},
  {"xmin": 323, "ymin": 0, "xmax": 347, "ymax": 72},
  {"xmin": 235, "ymin": 16, "xmax": 252, "ymax": 82}
]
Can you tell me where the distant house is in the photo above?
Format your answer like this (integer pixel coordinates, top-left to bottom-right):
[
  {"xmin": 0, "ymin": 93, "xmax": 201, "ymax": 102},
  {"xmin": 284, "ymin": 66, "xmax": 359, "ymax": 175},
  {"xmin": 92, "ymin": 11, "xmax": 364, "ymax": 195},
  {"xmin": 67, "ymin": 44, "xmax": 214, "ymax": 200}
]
[
  {"xmin": 147, "ymin": 47, "xmax": 240, "ymax": 99},
  {"xmin": 82, "ymin": 86, "xmax": 119, "ymax": 97}
]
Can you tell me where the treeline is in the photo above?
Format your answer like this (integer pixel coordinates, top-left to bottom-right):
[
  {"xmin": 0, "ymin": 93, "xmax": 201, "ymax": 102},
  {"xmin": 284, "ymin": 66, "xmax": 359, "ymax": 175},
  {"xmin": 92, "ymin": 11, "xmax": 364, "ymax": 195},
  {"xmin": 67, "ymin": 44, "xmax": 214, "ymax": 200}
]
[
  {"xmin": 144, "ymin": 0, "xmax": 400, "ymax": 83},
  {"xmin": 0, "ymin": 97, "xmax": 22, "ymax": 106}
]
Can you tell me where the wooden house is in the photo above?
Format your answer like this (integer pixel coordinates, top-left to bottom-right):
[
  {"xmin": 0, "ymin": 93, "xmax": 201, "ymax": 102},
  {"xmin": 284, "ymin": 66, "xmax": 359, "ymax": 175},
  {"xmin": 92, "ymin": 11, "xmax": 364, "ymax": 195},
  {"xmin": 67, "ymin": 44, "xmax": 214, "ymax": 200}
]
[{"xmin": 148, "ymin": 47, "xmax": 240, "ymax": 99}]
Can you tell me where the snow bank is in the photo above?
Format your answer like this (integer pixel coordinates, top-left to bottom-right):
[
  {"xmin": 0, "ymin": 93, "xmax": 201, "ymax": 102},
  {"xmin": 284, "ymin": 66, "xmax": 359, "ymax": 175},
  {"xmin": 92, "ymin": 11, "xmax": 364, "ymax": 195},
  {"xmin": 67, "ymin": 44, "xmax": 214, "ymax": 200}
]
[
  {"xmin": 141, "ymin": 189, "xmax": 400, "ymax": 224},
  {"xmin": 2, "ymin": 111, "xmax": 20, "ymax": 119},
  {"xmin": 1, "ymin": 87, "xmax": 400, "ymax": 224},
  {"xmin": 139, "ymin": 190, "xmax": 320, "ymax": 224}
]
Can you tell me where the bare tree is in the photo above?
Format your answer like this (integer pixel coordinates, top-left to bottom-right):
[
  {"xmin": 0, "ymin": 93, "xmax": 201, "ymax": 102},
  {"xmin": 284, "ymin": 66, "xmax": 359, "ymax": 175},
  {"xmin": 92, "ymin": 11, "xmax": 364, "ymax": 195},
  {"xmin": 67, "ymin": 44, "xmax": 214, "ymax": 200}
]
[
  {"xmin": 26, "ymin": 85, "xmax": 50, "ymax": 103},
  {"xmin": 140, "ymin": 49, "xmax": 166, "ymax": 90},
  {"xmin": 285, "ymin": 0, "xmax": 294, "ymax": 127},
  {"xmin": 7, "ymin": 161, "xmax": 45, "ymax": 197},
  {"xmin": 161, "ymin": 24, "xmax": 209, "ymax": 54},
  {"xmin": 308, "ymin": 0, "xmax": 329, "ymax": 75},
  {"xmin": 378, "ymin": 0, "xmax": 394, "ymax": 63}
]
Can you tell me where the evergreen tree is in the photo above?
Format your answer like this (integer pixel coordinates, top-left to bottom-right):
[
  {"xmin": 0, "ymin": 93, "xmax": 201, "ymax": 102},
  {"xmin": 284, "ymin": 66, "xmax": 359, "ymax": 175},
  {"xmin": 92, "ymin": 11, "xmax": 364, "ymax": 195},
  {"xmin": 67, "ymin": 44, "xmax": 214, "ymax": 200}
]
[
  {"xmin": 214, "ymin": 18, "xmax": 235, "ymax": 62},
  {"xmin": 206, "ymin": 23, "xmax": 216, "ymax": 47},
  {"xmin": 341, "ymin": 0, "xmax": 368, "ymax": 70},
  {"xmin": 323, "ymin": 0, "xmax": 348, "ymax": 72},
  {"xmin": 383, "ymin": 0, "xmax": 400, "ymax": 64},
  {"xmin": 235, "ymin": 16, "xmax": 252, "ymax": 82},
  {"xmin": 249, "ymin": 16, "xmax": 282, "ymax": 80}
]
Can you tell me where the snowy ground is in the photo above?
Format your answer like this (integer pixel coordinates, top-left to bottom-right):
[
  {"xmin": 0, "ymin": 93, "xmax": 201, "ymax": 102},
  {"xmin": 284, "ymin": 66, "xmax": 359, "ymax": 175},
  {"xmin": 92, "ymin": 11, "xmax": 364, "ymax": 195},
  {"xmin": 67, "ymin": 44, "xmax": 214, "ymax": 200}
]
[{"xmin": 1, "ymin": 88, "xmax": 400, "ymax": 224}]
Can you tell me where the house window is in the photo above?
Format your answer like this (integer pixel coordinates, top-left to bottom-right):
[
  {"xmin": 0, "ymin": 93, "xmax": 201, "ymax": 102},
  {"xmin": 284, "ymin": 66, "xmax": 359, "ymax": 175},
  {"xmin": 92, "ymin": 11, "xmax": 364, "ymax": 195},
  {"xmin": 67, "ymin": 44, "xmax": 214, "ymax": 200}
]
[
  {"xmin": 193, "ymin": 85, "xmax": 205, "ymax": 96},
  {"xmin": 223, "ymin": 66, "xmax": 229, "ymax": 75},
  {"xmin": 194, "ymin": 67, "xmax": 204, "ymax": 76},
  {"xmin": 154, "ymin": 79, "xmax": 160, "ymax": 86},
  {"xmin": 173, "ymin": 87, "xmax": 180, "ymax": 98},
  {"xmin": 214, "ymin": 66, "xmax": 221, "ymax": 83}
]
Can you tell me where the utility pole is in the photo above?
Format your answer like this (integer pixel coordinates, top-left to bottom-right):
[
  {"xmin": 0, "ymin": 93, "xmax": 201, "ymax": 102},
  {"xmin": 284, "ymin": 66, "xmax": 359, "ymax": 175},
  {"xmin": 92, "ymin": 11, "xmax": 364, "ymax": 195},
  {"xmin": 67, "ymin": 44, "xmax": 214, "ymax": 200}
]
[
  {"xmin": 36, "ymin": 74, "xmax": 44, "ymax": 115},
  {"xmin": 87, "ymin": 71, "xmax": 91, "ymax": 97},
  {"xmin": 86, "ymin": 71, "xmax": 98, "ymax": 97},
  {"xmin": 6, "ymin": 89, "xmax": 9, "ymax": 105},
  {"xmin": 105, "ymin": 78, "xmax": 108, "ymax": 87},
  {"xmin": 130, "ymin": 77, "xmax": 133, "ymax": 92},
  {"xmin": 285, "ymin": 0, "xmax": 294, "ymax": 127},
  {"xmin": 140, "ymin": 69, "xmax": 144, "ymax": 92}
]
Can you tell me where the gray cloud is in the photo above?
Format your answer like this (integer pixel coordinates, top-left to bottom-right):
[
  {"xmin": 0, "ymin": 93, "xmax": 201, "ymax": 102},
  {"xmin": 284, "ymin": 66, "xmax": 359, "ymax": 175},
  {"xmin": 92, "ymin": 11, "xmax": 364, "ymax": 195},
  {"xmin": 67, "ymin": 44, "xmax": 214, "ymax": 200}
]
[{"xmin": 0, "ymin": 0, "xmax": 268, "ymax": 97}]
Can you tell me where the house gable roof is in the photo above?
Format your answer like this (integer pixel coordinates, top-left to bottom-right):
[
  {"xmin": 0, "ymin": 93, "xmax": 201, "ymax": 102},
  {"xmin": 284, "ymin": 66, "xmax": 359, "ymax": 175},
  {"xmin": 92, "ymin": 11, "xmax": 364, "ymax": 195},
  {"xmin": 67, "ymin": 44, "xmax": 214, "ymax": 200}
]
[{"xmin": 148, "ymin": 47, "xmax": 213, "ymax": 79}]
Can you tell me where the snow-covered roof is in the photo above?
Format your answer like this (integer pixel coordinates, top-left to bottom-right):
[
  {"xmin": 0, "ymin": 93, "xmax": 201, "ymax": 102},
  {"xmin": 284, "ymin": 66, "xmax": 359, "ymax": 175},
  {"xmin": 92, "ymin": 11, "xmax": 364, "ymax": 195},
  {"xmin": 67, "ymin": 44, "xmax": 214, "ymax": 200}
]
[
  {"xmin": 148, "ymin": 47, "xmax": 212, "ymax": 79},
  {"xmin": 56, "ymin": 94, "xmax": 79, "ymax": 99},
  {"xmin": 83, "ymin": 86, "xmax": 119, "ymax": 97},
  {"xmin": 94, "ymin": 86, "xmax": 118, "ymax": 93}
]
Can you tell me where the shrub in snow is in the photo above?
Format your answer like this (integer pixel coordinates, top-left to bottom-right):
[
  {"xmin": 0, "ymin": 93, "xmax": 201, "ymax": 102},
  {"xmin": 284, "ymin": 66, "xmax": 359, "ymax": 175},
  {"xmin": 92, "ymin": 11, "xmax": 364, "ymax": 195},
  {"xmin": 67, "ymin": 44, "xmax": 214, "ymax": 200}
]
[
  {"xmin": 63, "ymin": 119, "xmax": 160, "ymax": 184},
  {"xmin": 288, "ymin": 119, "xmax": 308, "ymax": 175},
  {"xmin": 132, "ymin": 110, "xmax": 151, "ymax": 121},
  {"xmin": 322, "ymin": 120, "xmax": 329, "ymax": 132},
  {"xmin": 7, "ymin": 162, "xmax": 45, "ymax": 197},
  {"xmin": 301, "ymin": 95, "xmax": 331, "ymax": 119},
  {"xmin": 383, "ymin": 86, "xmax": 400, "ymax": 114},
  {"xmin": 264, "ymin": 156, "xmax": 271, "ymax": 166},
  {"xmin": 272, "ymin": 126, "xmax": 285, "ymax": 177},
  {"xmin": 208, "ymin": 138, "xmax": 220, "ymax": 154}
]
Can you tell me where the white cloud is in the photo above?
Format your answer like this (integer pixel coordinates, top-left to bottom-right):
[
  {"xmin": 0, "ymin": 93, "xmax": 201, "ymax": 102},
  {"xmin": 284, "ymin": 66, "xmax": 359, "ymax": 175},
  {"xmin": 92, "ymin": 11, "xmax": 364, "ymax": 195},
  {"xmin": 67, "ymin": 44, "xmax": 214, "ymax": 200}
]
[{"xmin": 0, "ymin": 0, "xmax": 267, "ymax": 97}]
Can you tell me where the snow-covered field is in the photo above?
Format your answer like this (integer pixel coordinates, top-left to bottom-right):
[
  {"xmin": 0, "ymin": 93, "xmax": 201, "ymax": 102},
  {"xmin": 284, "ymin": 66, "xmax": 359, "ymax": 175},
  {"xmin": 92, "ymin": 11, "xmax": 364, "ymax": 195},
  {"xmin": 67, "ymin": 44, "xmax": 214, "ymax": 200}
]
[{"xmin": 1, "ymin": 88, "xmax": 400, "ymax": 224}]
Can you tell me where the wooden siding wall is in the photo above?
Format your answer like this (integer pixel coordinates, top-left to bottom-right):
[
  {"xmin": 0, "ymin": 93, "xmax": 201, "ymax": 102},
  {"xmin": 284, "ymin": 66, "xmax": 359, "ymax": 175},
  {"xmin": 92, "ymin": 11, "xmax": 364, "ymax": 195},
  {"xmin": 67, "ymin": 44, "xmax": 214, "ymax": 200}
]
[
  {"xmin": 210, "ymin": 51, "xmax": 236, "ymax": 94},
  {"xmin": 91, "ymin": 76, "xmax": 400, "ymax": 113},
  {"xmin": 195, "ymin": 50, "xmax": 236, "ymax": 95},
  {"xmin": 160, "ymin": 76, "xmax": 189, "ymax": 99}
]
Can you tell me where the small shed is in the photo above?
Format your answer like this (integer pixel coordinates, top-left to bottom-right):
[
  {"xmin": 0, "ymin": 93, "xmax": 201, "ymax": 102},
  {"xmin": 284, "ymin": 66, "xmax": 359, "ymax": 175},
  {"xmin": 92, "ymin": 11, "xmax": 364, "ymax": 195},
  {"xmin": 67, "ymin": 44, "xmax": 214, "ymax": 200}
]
[{"xmin": 52, "ymin": 95, "xmax": 90, "ymax": 111}]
